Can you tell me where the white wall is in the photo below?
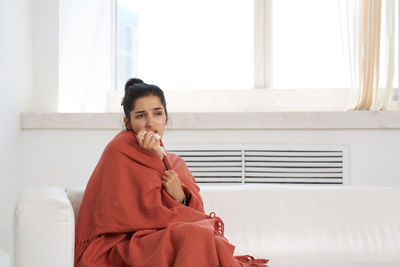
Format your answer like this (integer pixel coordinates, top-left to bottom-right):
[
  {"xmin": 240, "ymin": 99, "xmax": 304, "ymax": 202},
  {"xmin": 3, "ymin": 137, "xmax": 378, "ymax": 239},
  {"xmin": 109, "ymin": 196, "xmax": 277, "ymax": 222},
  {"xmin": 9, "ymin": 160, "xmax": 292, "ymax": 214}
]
[
  {"xmin": 21, "ymin": 128, "xmax": 400, "ymax": 189},
  {"xmin": 31, "ymin": 0, "xmax": 59, "ymax": 112},
  {"xmin": 0, "ymin": 0, "xmax": 33, "ymax": 255},
  {"xmin": 0, "ymin": 0, "xmax": 59, "ymax": 256}
]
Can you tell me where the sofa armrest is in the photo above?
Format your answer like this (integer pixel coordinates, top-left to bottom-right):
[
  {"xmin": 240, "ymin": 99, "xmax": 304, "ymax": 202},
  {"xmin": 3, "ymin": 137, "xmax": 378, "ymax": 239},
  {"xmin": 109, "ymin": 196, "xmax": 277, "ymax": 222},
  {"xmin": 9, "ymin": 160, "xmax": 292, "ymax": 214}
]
[{"xmin": 14, "ymin": 187, "xmax": 75, "ymax": 267}]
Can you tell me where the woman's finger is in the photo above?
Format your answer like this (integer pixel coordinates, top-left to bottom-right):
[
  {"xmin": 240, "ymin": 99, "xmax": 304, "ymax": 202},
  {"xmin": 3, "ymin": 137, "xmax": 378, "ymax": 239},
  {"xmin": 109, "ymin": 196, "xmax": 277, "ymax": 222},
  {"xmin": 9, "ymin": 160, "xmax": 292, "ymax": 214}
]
[
  {"xmin": 149, "ymin": 133, "xmax": 159, "ymax": 145},
  {"xmin": 145, "ymin": 135, "xmax": 157, "ymax": 150},
  {"xmin": 136, "ymin": 129, "xmax": 145, "ymax": 146},
  {"xmin": 143, "ymin": 135, "xmax": 151, "ymax": 148},
  {"xmin": 139, "ymin": 129, "xmax": 152, "ymax": 147},
  {"xmin": 150, "ymin": 136, "xmax": 159, "ymax": 148},
  {"xmin": 151, "ymin": 137, "xmax": 160, "ymax": 152},
  {"xmin": 142, "ymin": 131, "xmax": 152, "ymax": 147},
  {"xmin": 164, "ymin": 170, "xmax": 173, "ymax": 176}
]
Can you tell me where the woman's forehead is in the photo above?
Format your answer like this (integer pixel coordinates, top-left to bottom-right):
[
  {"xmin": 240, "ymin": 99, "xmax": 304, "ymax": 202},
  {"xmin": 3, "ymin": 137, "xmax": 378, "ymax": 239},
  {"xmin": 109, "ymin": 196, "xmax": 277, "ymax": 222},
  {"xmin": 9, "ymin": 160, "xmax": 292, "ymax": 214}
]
[{"xmin": 133, "ymin": 95, "xmax": 163, "ymax": 111}]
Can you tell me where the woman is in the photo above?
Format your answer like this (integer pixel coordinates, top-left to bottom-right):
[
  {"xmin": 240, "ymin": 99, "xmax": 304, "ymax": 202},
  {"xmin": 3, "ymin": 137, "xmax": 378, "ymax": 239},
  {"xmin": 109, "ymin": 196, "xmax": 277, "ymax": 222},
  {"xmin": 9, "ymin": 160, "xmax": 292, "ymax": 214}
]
[{"xmin": 74, "ymin": 78, "xmax": 269, "ymax": 267}]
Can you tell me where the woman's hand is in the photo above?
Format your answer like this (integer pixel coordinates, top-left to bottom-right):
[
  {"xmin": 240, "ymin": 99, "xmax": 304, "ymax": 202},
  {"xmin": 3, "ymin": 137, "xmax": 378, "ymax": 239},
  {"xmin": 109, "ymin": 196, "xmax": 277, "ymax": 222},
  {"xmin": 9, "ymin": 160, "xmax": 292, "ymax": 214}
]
[
  {"xmin": 162, "ymin": 170, "xmax": 185, "ymax": 203},
  {"xmin": 136, "ymin": 129, "xmax": 163, "ymax": 160}
]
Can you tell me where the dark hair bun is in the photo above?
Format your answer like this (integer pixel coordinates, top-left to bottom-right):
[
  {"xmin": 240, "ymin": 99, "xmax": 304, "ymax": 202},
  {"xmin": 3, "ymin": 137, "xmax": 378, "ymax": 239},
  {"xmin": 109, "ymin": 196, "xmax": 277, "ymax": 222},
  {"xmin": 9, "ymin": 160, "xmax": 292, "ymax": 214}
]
[
  {"xmin": 125, "ymin": 78, "xmax": 144, "ymax": 93},
  {"xmin": 126, "ymin": 78, "xmax": 143, "ymax": 85}
]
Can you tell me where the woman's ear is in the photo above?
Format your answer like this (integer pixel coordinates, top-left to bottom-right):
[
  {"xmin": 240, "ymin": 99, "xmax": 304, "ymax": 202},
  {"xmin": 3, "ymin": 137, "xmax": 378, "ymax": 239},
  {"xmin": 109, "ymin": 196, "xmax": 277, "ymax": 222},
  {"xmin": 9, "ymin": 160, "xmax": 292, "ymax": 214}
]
[{"xmin": 124, "ymin": 117, "xmax": 131, "ymax": 130}]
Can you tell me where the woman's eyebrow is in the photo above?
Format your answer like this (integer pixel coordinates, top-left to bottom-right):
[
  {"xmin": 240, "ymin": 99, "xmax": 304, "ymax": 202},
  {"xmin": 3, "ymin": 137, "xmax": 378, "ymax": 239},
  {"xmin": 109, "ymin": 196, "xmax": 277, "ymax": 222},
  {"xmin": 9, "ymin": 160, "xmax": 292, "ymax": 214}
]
[{"xmin": 134, "ymin": 107, "xmax": 163, "ymax": 114}]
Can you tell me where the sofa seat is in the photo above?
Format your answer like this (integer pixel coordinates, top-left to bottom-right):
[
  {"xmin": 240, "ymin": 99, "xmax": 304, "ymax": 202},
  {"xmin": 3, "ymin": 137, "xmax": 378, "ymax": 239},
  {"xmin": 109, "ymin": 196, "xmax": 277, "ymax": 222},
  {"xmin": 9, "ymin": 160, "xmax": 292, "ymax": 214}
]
[
  {"xmin": 14, "ymin": 184, "xmax": 400, "ymax": 267},
  {"xmin": 0, "ymin": 249, "xmax": 10, "ymax": 267}
]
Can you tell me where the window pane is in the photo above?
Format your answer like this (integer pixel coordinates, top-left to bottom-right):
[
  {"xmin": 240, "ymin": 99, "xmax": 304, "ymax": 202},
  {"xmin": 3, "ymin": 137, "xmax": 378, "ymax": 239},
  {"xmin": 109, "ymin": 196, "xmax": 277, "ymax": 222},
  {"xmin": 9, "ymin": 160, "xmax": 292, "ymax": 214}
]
[
  {"xmin": 116, "ymin": 0, "xmax": 253, "ymax": 91},
  {"xmin": 272, "ymin": 0, "xmax": 350, "ymax": 89},
  {"xmin": 116, "ymin": 6, "xmax": 139, "ymax": 92},
  {"xmin": 378, "ymin": 0, "xmax": 398, "ymax": 90}
]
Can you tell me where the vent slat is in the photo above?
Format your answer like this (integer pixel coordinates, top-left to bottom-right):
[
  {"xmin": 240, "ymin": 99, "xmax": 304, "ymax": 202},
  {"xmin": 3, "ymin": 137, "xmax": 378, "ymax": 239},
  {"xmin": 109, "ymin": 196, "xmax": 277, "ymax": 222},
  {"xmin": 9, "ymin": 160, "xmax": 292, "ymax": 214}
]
[
  {"xmin": 192, "ymin": 172, "xmax": 242, "ymax": 177},
  {"xmin": 245, "ymin": 167, "xmax": 343, "ymax": 173},
  {"xmin": 245, "ymin": 173, "xmax": 342, "ymax": 178},
  {"xmin": 246, "ymin": 162, "xmax": 343, "ymax": 167},
  {"xmin": 245, "ymin": 178, "xmax": 343, "ymax": 183},
  {"xmin": 189, "ymin": 167, "xmax": 242, "ymax": 172},
  {"xmin": 195, "ymin": 178, "xmax": 242, "ymax": 183},
  {"xmin": 244, "ymin": 151, "xmax": 342, "ymax": 157},
  {"xmin": 245, "ymin": 156, "xmax": 342, "ymax": 162},
  {"xmin": 181, "ymin": 156, "xmax": 242, "ymax": 162},
  {"xmin": 169, "ymin": 151, "xmax": 241, "ymax": 156},
  {"xmin": 187, "ymin": 162, "xmax": 242, "ymax": 167}
]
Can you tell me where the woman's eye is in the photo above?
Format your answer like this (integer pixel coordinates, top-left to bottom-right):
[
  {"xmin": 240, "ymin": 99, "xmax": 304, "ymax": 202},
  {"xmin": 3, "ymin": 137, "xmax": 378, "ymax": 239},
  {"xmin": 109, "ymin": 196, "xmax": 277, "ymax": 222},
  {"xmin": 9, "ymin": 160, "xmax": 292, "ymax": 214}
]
[
  {"xmin": 135, "ymin": 114, "xmax": 144, "ymax": 118},
  {"xmin": 155, "ymin": 112, "xmax": 162, "ymax": 116}
]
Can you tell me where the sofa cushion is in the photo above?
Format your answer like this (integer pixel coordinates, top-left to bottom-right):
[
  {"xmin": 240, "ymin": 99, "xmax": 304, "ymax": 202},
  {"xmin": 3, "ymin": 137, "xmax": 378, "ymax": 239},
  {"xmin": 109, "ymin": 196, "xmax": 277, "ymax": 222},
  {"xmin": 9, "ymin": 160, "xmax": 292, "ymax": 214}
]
[
  {"xmin": 15, "ymin": 187, "xmax": 75, "ymax": 267},
  {"xmin": 65, "ymin": 184, "xmax": 400, "ymax": 265},
  {"xmin": 65, "ymin": 187, "xmax": 85, "ymax": 222},
  {"xmin": 200, "ymin": 184, "xmax": 400, "ymax": 264}
]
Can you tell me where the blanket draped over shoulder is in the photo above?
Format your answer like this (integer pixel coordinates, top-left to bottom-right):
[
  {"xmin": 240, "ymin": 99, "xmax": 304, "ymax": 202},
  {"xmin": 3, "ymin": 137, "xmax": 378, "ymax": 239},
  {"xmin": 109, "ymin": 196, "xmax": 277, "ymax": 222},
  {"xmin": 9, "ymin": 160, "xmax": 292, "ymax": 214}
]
[{"xmin": 75, "ymin": 130, "xmax": 269, "ymax": 267}]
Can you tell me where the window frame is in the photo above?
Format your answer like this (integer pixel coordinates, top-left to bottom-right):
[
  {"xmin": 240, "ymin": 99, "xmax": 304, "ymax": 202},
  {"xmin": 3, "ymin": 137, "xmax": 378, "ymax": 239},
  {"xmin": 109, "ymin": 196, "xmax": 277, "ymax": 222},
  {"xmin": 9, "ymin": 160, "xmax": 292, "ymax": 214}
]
[
  {"xmin": 254, "ymin": 0, "xmax": 272, "ymax": 89},
  {"xmin": 108, "ymin": 0, "xmax": 400, "ymax": 112}
]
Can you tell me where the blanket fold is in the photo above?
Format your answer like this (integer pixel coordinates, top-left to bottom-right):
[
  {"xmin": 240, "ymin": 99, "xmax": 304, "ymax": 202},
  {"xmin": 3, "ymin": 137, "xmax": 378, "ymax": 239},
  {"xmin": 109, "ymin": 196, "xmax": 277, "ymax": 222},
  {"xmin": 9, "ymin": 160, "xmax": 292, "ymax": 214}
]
[{"xmin": 75, "ymin": 130, "xmax": 269, "ymax": 267}]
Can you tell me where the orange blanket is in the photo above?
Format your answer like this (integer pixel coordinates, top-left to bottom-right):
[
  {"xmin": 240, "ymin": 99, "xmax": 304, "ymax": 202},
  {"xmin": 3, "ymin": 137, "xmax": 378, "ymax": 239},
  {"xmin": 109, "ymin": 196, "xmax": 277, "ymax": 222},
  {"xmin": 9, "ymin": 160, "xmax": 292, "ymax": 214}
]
[{"xmin": 75, "ymin": 130, "xmax": 269, "ymax": 266}]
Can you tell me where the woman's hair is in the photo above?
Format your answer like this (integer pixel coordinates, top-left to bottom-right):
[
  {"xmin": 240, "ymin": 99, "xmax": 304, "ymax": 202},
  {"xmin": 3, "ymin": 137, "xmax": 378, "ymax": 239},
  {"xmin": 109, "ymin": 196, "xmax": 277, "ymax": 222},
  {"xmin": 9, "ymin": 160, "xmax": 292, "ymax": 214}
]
[{"xmin": 121, "ymin": 78, "xmax": 168, "ymax": 130}]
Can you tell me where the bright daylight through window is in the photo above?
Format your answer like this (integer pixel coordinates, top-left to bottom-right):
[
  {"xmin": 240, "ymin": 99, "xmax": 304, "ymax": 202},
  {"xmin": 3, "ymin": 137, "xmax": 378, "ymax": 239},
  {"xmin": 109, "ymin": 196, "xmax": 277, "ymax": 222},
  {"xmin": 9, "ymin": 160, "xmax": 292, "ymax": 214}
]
[
  {"xmin": 272, "ymin": 0, "xmax": 349, "ymax": 89},
  {"xmin": 115, "ymin": 0, "xmax": 398, "ymax": 110},
  {"xmin": 115, "ymin": 0, "xmax": 254, "ymax": 91}
]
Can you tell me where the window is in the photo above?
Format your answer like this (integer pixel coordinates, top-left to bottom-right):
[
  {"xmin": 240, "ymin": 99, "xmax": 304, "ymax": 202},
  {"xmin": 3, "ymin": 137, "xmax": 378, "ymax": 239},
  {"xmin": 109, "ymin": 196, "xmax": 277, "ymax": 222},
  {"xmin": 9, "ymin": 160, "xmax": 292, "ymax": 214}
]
[
  {"xmin": 116, "ymin": 6, "xmax": 139, "ymax": 92},
  {"xmin": 107, "ymin": 0, "xmax": 399, "ymax": 112},
  {"xmin": 115, "ymin": 0, "xmax": 254, "ymax": 91},
  {"xmin": 115, "ymin": 0, "xmax": 360, "ymax": 92},
  {"xmin": 272, "ymin": 0, "xmax": 349, "ymax": 89},
  {"xmin": 56, "ymin": 0, "xmax": 398, "ymax": 112}
]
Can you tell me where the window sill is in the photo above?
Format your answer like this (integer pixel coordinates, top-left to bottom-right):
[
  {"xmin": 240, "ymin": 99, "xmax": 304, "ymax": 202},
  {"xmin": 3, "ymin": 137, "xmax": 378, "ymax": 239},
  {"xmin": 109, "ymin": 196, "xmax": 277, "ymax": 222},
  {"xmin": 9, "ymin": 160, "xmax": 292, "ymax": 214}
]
[{"xmin": 20, "ymin": 111, "xmax": 400, "ymax": 130}]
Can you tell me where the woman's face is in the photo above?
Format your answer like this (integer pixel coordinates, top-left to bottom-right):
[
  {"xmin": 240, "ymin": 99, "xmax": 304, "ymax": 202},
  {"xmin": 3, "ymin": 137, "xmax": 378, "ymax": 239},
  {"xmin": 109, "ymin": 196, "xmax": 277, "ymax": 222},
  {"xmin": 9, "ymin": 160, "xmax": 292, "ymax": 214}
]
[{"xmin": 125, "ymin": 95, "xmax": 168, "ymax": 138}]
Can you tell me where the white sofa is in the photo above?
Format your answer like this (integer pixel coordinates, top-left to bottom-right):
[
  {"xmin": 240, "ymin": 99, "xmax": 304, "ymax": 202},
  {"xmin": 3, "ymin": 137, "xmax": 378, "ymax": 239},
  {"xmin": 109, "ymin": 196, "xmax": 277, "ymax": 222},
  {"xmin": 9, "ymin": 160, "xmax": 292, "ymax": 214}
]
[
  {"xmin": 14, "ymin": 184, "xmax": 400, "ymax": 267},
  {"xmin": 0, "ymin": 249, "xmax": 10, "ymax": 267}
]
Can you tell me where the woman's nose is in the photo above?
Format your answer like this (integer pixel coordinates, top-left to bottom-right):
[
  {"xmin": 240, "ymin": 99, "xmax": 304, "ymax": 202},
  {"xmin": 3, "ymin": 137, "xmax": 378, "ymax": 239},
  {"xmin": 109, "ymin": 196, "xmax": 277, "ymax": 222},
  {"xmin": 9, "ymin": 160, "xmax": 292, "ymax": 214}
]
[{"xmin": 145, "ymin": 116, "xmax": 155, "ymax": 127}]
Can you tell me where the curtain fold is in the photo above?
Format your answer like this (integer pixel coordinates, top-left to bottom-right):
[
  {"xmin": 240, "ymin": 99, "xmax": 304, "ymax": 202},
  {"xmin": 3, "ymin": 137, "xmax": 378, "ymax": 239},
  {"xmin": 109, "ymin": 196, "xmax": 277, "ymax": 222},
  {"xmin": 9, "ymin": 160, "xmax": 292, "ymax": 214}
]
[{"xmin": 339, "ymin": 0, "xmax": 396, "ymax": 110}]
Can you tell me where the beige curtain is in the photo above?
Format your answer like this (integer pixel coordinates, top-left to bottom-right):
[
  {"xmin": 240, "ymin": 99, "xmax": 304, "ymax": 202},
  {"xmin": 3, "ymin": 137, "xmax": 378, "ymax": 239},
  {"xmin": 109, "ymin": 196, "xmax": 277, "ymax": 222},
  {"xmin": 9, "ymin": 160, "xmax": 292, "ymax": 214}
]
[{"xmin": 340, "ymin": 0, "xmax": 396, "ymax": 110}]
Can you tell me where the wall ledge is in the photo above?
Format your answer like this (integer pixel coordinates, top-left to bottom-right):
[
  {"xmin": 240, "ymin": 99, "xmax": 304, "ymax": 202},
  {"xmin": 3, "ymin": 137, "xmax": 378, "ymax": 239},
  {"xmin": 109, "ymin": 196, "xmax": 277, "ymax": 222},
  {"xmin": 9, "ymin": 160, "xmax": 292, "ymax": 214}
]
[{"xmin": 20, "ymin": 111, "xmax": 400, "ymax": 130}]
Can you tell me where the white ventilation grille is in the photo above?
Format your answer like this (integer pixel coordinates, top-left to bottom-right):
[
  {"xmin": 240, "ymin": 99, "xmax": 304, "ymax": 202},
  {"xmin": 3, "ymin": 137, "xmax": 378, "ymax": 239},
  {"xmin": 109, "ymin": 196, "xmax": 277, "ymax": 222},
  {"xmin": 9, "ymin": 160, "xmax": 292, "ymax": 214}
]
[
  {"xmin": 167, "ymin": 145, "xmax": 348, "ymax": 185},
  {"xmin": 167, "ymin": 150, "xmax": 243, "ymax": 183}
]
